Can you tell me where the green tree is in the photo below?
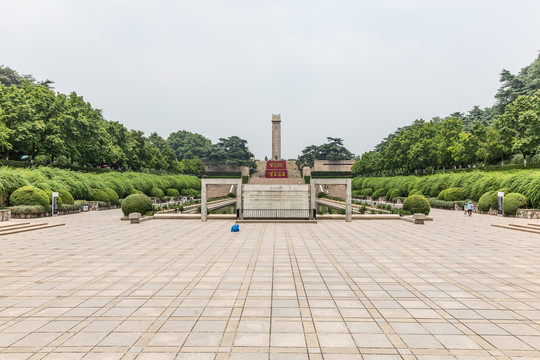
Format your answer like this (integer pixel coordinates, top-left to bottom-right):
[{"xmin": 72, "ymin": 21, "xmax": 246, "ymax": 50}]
[{"xmin": 495, "ymin": 91, "xmax": 540, "ymax": 166}]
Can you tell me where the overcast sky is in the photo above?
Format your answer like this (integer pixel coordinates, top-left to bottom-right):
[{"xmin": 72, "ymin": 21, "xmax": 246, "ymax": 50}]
[{"xmin": 1, "ymin": 0, "xmax": 539, "ymax": 159}]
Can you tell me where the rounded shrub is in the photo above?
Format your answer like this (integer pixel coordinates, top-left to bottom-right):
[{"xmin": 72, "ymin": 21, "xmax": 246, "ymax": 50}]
[
  {"xmin": 361, "ymin": 188, "xmax": 373, "ymax": 196},
  {"xmin": 386, "ymin": 188, "xmax": 401, "ymax": 202},
  {"xmin": 149, "ymin": 187, "xmax": 164, "ymax": 199},
  {"xmin": 503, "ymin": 193, "xmax": 528, "ymax": 216},
  {"xmin": 478, "ymin": 191, "xmax": 495, "ymax": 212},
  {"xmin": 227, "ymin": 192, "xmax": 236, "ymax": 198},
  {"xmin": 409, "ymin": 189, "xmax": 421, "ymax": 196},
  {"xmin": 166, "ymin": 188, "xmax": 180, "ymax": 197},
  {"xmin": 91, "ymin": 189, "xmax": 110, "ymax": 203},
  {"xmin": 403, "ymin": 195, "xmax": 431, "ymax": 215},
  {"xmin": 121, "ymin": 194, "xmax": 153, "ymax": 216},
  {"xmin": 352, "ymin": 190, "xmax": 362, "ymax": 198},
  {"xmin": 57, "ymin": 189, "xmax": 74, "ymax": 204},
  {"xmin": 371, "ymin": 188, "xmax": 386, "ymax": 200},
  {"xmin": 130, "ymin": 188, "xmax": 143, "ymax": 195},
  {"xmin": 104, "ymin": 188, "xmax": 120, "ymax": 205},
  {"xmin": 10, "ymin": 186, "xmax": 50, "ymax": 207},
  {"xmin": 438, "ymin": 187, "xmax": 464, "ymax": 201}
]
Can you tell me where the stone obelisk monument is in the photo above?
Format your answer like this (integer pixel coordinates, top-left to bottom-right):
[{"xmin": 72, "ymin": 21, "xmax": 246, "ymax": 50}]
[{"xmin": 271, "ymin": 114, "xmax": 281, "ymax": 160}]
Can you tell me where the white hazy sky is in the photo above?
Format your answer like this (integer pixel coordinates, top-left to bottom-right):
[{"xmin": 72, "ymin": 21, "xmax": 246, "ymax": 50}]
[{"xmin": 1, "ymin": 0, "xmax": 539, "ymax": 159}]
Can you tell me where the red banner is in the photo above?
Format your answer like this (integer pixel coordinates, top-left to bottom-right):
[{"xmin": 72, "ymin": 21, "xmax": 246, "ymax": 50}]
[
  {"xmin": 266, "ymin": 161, "xmax": 286, "ymax": 169},
  {"xmin": 265, "ymin": 170, "xmax": 288, "ymax": 178}
]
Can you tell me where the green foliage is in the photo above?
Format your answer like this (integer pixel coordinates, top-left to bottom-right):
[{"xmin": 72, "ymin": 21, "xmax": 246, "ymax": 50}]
[
  {"xmin": 303, "ymin": 176, "xmax": 310, "ymax": 184},
  {"xmin": 57, "ymin": 189, "xmax": 74, "ymax": 205},
  {"xmin": 0, "ymin": 167, "xmax": 200, "ymax": 202},
  {"xmin": 503, "ymin": 193, "xmax": 528, "ymax": 215},
  {"xmin": 317, "ymin": 192, "xmax": 327, "ymax": 198},
  {"xmin": 438, "ymin": 187, "xmax": 464, "ymax": 201},
  {"xmin": 371, "ymin": 188, "xmax": 386, "ymax": 200},
  {"xmin": 91, "ymin": 189, "xmax": 109, "ymax": 202},
  {"xmin": 104, "ymin": 187, "xmax": 119, "ymax": 205},
  {"xmin": 351, "ymin": 54, "xmax": 540, "ymax": 176},
  {"xmin": 121, "ymin": 194, "xmax": 153, "ymax": 216},
  {"xmin": 227, "ymin": 192, "xmax": 236, "ymax": 198},
  {"xmin": 166, "ymin": 188, "xmax": 180, "ymax": 197},
  {"xmin": 351, "ymin": 190, "xmax": 362, "ymax": 198},
  {"xmin": 297, "ymin": 137, "xmax": 353, "ymax": 168},
  {"xmin": 9, "ymin": 185, "xmax": 49, "ymax": 207},
  {"xmin": 478, "ymin": 191, "xmax": 496, "ymax": 212},
  {"xmin": 149, "ymin": 187, "xmax": 164, "ymax": 199},
  {"xmin": 361, "ymin": 188, "xmax": 373, "ymax": 196},
  {"xmin": 386, "ymin": 188, "xmax": 400, "ymax": 201},
  {"xmin": 8, "ymin": 205, "xmax": 46, "ymax": 214},
  {"xmin": 403, "ymin": 195, "xmax": 431, "ymax": 215},
  {"xmin": 130, "ymin": 188, "xmax": 143, "ymax": 195}
]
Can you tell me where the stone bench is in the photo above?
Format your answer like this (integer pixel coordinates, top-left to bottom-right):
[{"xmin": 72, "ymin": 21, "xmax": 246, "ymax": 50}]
[
  {"xmin": 413, "ymin": 213, "xmax": 426, "ymax": 224},
  {"xmin": 129, "ymin": 212, "xmax": 141, "ymax": 224}
]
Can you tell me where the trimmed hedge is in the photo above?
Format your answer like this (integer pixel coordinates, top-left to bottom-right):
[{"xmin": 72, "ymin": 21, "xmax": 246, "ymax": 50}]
[
  {"xmin": 437, "ymin": 187, "xmax": 464, "ymax": 201},
  {"xmin": 10, "ymin": 186, "xmax": 50, "ymax": 207},
  {"xmin": 166, "ymin": 188, "xmax": 180, "ymax": 197},
  {"xmin": 351, "ymin": 169, "xmax": 540, "ymax": 208},
  {"xmin": 361, "ymin": 188, "xmax": 373, "ymax": 196},
  {"xmin": 317, "ymin": 192, "xmax": 327, "ymax": 198},
  {"xmin": 478, "ymin": 191, "xmax": 496, "ymax": 212},
  {"xmin": 8, "ymin": 205, "xmax": 47, "ymax": 214},
  {"xmin": 121, "ymin": 194, "xmax": 153, "ymax": 216},
  {"xmin": 403, "ymin": 195, "xmax": 431, "ymax": 215},
  {"xmin": 0, "ymin": 167, "xmax": 201, "ymax": 200},
  {"xmin": 91, "ymin": 189, "xmax": 110, "ymax": 202},
  {"xmin": 58, "ymin": 189, "xmax": 74, "ymax": 205},
  {"xmin": 104, "ymin": 188, "xmax": 119, "ymax": 205},
  {"xmin": 149, "ymin": 187, "xmax": 164, "ymax": 199},
  {"xmin": 503, "ymin": 193, "xmax": 528, "ymax": 216},
  {"xmin": 371, "ymin": 188, "xmax": 386, "ymax": 200},
  {"xmin": 386, "ymin": 188, "xmax": 400, "ymax": 201}
]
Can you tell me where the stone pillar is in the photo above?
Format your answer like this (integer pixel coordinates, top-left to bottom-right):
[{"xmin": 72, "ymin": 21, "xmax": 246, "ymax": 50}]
[
  {"xmin": 345, "ymin": 178, "xmax": 352, "ymax": 222},
  {"xmin": 272, "ymin": 114, "xmax": 281, "ymax": 160},
  {"xmin": 201, "ymin": 180, "xmax": 207, "ymax": 221}
]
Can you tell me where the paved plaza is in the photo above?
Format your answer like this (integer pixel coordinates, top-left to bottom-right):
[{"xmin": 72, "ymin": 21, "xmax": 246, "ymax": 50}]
[{"xmin": 0, "ymin": 209, "xmax": 539, "ymax": 360}]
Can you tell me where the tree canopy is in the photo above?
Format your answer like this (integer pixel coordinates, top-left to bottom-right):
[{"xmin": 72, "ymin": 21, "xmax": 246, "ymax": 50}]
[
  {"xmin": 0, "ymin": 66, "xmax": 256, "ymax": 174},
  {"xmin": 297, "ymin": 137, "xmax": 353, "ymax": 168},
  {"xmin": 352, "ymin": 53, "xmax": 540, "ymax": 176}
]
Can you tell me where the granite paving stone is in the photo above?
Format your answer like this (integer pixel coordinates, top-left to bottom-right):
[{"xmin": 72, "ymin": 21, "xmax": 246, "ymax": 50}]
[{"xmin": 0, "ymin": 208, "xmax": 539, "ymax": 359}]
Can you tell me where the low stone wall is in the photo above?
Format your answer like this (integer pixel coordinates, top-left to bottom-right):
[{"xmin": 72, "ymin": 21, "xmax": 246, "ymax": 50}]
[
  {"xmin": 0, "ymin": 209, "xmax": 11, "ymax": 221},
  {"xmin": 517, "ymin": 209, "xmax": 540, "ymax": 219}
]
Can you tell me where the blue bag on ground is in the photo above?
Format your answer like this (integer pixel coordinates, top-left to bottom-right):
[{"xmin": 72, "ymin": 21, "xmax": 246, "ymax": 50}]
[{"xmin": 231, "ymin": 224, "xmax": 240, "ymax": 232}]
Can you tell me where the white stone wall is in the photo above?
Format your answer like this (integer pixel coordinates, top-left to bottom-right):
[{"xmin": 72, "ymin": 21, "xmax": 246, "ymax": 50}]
[{"xmin": 243, "ymin": 184, "xmax": 309, "ymax": 210}]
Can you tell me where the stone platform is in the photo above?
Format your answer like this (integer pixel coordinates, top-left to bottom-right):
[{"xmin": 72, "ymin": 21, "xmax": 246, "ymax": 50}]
[{"xmin": 0, "ymin": 209, "xmax": 539, "ymax": 359}]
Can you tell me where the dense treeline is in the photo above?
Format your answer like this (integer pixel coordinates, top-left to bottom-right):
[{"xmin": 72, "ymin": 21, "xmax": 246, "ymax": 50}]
[
  {"xmin": 351, "ymin": 169, "xmax": 540, "ymax": 208},
  {"xmin": 0, "ymin": 66, "xmax": 255, "ymax": 174},
  {"xmin": 352, "ymin": 53, "xmax": 540, "ymax": 176}
]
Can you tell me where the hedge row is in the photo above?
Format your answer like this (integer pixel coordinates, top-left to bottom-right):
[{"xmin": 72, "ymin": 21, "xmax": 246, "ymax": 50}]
[
  {"xmin": 0, "ymin": 166, "xmax": 201, "ymax": 200},
  {"xmin": 352, "ymin": 169, "xmax": 540, "ymax": 208}
]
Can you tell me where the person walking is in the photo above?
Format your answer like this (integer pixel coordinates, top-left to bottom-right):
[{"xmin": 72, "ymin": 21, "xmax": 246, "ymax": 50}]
[{"xmin": 467, "ymin": 201, "xmax": 474, "ymax": 216}]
